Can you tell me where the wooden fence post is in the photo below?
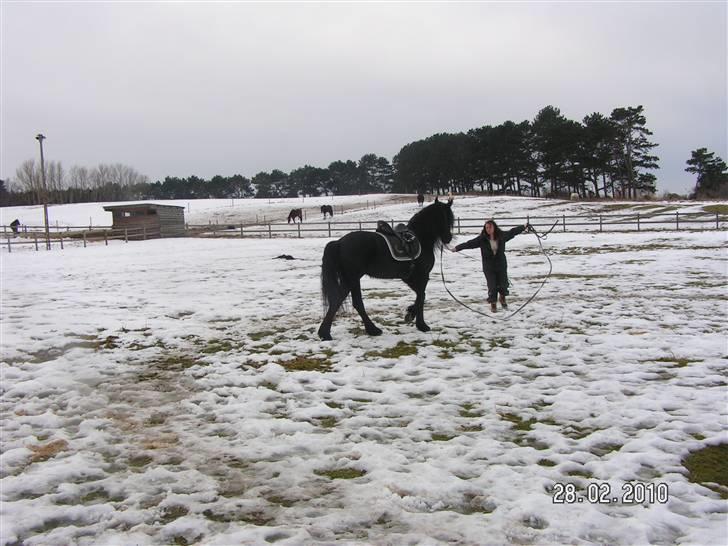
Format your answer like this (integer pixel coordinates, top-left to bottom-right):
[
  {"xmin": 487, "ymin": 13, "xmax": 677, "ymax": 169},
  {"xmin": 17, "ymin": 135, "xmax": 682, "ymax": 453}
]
[
  {"xmin": 34, "ymin": 235, "xmax": 39, "ymax": 251},
  {"xmin": 7, "ymin": 237, "xmax": 11, "ymax": 253},
  {"xmin": 457, "ymin": 218, "xmax": 461, "ymax": 234},
  {"xmin": 637, "ymin": 213, "xmax": 641, "ymax": 231},
  {"xmin": 240, "ymin": 224, "xmax": 244, "ymax": 238},
  {"xmin": 268, "ymin": 224, "xmax": 272, "ymax": 238},
  {"xmin": 563, "ymin": 215, "xmax": 566, "ymax": 232},
  {"xmin": 297, "ymin": 223, "xmax": 301, "ymax": 238},
  {"xmin": 104, "ymin": 230, "xmax": 108, "ymax": 245},
  {"xmin": 328, "ymin": 222, "xmax": 331, "ymax": 237},
  {"xmin": 599, "ymin": 215, "xmax": 603, "ymax": 232},
  {"xmin": 717, "ymin": 213, "xmax": 720, "ymax": 230},
  {"xmin": 60, "ymin": 236, "xmax": 64, "ymax": 250},
  {"xmin": 676, "ymin": 211, "xmax": 680, "ymax": 230},
  {"xmin": 125, "ymin": 229, "xmax": 128, "ymax": 243},
  {"xmin": 143, "ymin": 227, "xmax": 147, "ymax": 240},
  {"xmin": 83, "ymin": 232, "xmax": 87, "ymax": 248}
]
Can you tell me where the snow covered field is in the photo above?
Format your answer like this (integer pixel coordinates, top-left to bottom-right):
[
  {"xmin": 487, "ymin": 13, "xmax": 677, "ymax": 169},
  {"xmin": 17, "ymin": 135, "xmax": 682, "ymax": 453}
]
[{"xmin": 1, "ymin": 196, "xmax": 726, "ymax": 545}]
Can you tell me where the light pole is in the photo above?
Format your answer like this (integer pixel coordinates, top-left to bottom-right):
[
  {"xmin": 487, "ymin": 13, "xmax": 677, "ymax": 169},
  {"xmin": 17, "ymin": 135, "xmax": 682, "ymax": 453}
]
[{"xmin": 36, "ymin": 133, "xmax": 51, "ymax": 250}]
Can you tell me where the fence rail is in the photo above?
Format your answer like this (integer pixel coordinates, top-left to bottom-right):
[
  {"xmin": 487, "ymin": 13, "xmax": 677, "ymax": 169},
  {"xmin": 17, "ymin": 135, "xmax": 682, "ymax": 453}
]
[
  {"xmin": 3, "ymin": 225, "xmax": 161, "ymax": 253},
  {"xmin": 4, "ymin": 211, "xmax": 726, "ymax": 252}
]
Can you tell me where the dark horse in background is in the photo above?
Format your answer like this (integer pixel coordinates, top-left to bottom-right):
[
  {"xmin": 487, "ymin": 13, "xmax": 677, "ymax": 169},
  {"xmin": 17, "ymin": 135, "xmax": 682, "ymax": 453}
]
[
  {"xmin": 417, "ymin": 192, "xmax": 425, "ymax": 206},
  {"xmin": 321, "ymin": 205, "xmax": 334, "ymax": 219},
  {"xmin": 318, "ymin": 198, "xmax": 454, "ymax": 340},
  {"xmin": 287, "ymin": 208, "xmax": 303, "ymax": 223}
]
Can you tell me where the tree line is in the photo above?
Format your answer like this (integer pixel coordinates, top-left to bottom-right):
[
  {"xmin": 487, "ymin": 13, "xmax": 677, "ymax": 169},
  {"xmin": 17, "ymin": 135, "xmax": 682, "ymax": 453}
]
[{"xmin": 2, "ymin": 104, "xmax": 726, "ymax": 206}]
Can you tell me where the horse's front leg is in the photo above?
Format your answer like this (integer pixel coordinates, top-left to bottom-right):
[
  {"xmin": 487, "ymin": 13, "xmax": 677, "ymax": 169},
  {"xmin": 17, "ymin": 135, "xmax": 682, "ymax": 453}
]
[
  {"xmin": 412, "ymin": 287, "xmax": 430, "ymax": 332},
  {"xmin": 404, "ymin": 278, "xmax": 430, "ymax": 332}
]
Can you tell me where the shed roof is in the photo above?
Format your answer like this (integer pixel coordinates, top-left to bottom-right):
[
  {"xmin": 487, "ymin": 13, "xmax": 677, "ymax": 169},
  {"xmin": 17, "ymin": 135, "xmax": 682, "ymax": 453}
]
[{"xmin": 103, "ymin": 203, "xmax": 185, "ymax": 212}]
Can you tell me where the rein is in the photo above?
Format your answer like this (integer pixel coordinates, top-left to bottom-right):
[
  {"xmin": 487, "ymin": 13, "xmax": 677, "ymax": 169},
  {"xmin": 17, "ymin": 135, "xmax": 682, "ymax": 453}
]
[{"xmin": 439, "ymin": 222, "xmax": 557, "ymax": 321}]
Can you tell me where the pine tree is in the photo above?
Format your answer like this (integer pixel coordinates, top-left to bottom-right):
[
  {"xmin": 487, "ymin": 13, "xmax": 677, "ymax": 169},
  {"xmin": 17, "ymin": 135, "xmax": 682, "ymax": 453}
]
[
  {"xmin": 686, "ymin": 148, "xmax": 728, "ymax": 198},
  {"xmin": 610, "ymin": 106, "xmax": 659, "ymax": 198}
]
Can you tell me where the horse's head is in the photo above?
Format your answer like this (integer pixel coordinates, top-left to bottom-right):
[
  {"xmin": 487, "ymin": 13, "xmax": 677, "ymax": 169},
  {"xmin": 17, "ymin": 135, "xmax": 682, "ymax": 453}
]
[{"xmin": 409, "ymin": 197, "xmax": 454, "ymax": 246}]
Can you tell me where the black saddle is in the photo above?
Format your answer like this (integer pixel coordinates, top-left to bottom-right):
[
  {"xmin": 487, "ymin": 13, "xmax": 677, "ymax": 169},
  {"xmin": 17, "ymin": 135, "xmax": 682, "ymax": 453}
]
[{"xmin": 376, "ymin": 221, "xmax": 421, "ymax": 262}]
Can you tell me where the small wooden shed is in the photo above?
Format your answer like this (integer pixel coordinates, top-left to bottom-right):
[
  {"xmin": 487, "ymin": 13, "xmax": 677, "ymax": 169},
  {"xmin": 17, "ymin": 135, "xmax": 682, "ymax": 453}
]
[{"xmin": 103, "ymin": 203, "xmax": 185, "ymax": 239}]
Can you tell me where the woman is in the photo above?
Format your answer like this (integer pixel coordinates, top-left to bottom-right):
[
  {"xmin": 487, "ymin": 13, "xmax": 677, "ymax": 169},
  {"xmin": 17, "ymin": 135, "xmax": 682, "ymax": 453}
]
[{"xmin": 451, "ymin": 219, "xmax": 529, "ymax": 312}]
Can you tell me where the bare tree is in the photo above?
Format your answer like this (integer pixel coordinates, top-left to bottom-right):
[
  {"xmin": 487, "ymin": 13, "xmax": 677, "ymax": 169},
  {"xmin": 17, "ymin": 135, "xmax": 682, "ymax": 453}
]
[{"xmin": 15, "ymin": 159, "xmax": 43, "ymax": 204}]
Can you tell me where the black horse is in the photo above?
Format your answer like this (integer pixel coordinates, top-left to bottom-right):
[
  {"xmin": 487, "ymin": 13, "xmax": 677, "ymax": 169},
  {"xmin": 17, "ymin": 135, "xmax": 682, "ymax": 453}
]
[
  {"xmin": 318, "ymin": 198, "xmax": 454, "ymax": 340},
  {"xmin": 287, "ymin": 208, "xmax": 303, "ymax": 223},
  {"xmin": 321, "ymin": 205, "xmax": 334, "ymax": 219},
  {"xmin": 417, "ymin": 193, "xmax": 425, "ymax": 206}
]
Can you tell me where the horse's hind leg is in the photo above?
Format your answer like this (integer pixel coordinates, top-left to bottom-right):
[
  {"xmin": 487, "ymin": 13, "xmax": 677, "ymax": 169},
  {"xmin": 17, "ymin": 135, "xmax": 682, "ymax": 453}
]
[
  {"xmin": 349, "ymin": 279, "xmax": 382, "ymax": 336},
  {"xmin": 318, "ymin": 288, "xmax": 349, "ymax": 341}
]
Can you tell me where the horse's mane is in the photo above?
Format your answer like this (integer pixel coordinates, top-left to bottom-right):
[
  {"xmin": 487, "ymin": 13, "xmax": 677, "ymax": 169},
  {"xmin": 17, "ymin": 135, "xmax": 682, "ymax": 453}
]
[{"xmin": 407, "ymin": 201, "xmax": 454, "ymax": 243}]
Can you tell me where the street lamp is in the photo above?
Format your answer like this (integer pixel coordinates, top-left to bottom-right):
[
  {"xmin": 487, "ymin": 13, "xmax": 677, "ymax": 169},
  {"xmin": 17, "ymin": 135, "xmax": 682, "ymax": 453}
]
[{"xmin": 35, "ymin": 133, "xmax": 50, "ymax": 250}]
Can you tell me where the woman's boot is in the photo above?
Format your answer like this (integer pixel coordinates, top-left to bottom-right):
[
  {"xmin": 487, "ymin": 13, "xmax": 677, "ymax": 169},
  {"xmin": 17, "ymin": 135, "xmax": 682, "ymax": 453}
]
[{"xmin": 499, "ymin": 294, "xmax": 508, "ymax": 309}]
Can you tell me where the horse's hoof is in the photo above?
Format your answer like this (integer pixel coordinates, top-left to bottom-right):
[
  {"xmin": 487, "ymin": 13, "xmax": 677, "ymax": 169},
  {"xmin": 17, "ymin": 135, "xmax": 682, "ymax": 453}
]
[
  {"xmin": 366, "ymin": 326, "xmax": 383, "ymax": 336},
  {"xmin": 318, "ymin": 329, "xmax": 332, "ymax": 341},
  {"xmin": 416, "ymin": 323, "xmax": 431, "ymax": 332},
  {"xmin": 404, "ymin": 311, "xmax": 414, "ymax": 323}
]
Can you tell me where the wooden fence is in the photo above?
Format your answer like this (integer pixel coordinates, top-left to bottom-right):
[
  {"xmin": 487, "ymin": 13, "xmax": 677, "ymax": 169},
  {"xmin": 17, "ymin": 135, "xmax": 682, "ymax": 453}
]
[
  {"xmin": 4, "ymin": 211, "xmax": 726, "ymax": 252},
  {"xmin": 187, "ymin": 210, "xmax": 727, "ymax": 239},
  {"xmin": 3, "ymin": 225, "xmax": 161, "ymax": 253}
]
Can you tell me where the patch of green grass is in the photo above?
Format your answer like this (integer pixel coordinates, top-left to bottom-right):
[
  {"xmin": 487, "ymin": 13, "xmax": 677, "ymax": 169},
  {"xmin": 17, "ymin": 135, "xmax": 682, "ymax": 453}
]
[
  {"xmin": 278, "ymin": 355, "xmax": 331, "ymax": 372},
  {"xmin": 159, "ymin": 505, "xmax": 189, "ymax": 524},
  {"xmin": 500, "ymin": 413, "xmax": 536, "ymax": 432},
  {"xmin": 317, "ymin": 417, "xmax": 337, "ymax": 428},
  {"xmin": 703, "ymin": 204, "xmax": 728, "ymax": 215},
  {"xmin": 537, "ymin": 459, "xmax": 557, "ymax": 467},
  {"xmin": 325, "ymin": 401, "xmax": 343, "ymax": 409},
  {"xmin": 315, "ymin": 468, "xmax": 366, "ymax": 480},
  {"xmin": 651, "ymin": 355, "xmax": 701, "ymax": 368},
  {"xmin": 562, "ymin": 424, "xmax": 598, "ymax": 440},
  {"xmin": 239, "ymin": 511, "xmax": 274, "ymax": 525},
  {"xmin": 137, "ymin": 355, "xmax": 199, "ymax": 382},
  {"xmin": 489, "ymin": 336, "xmax": 511, "ymax": 349},
  {"xmin": 598, "ymin": 203, "xmax": 639, "ymax": 212},
  {"xmin": 431, "ymin": 433, "xmax": 455, "ymax": 442},
  {"xmin": 591, "ymin": 443, "xmax": 623, "ymax": 457},
  {"xmin": 364, "ymin": 341, "xmax": 418, "ymax": 359},
  {"xmin": 201, "ymin": 338, "xmax": 238, "ymax": 354},
  {"xmin": 129, "ymin": 454, "xmax": 153, "ymax": 467},
  {"xmin": 460, "ymin": 424, "xmax": 483, "ymax": 432},
  {"xmin": 266, "ymin": 495, "xmax": 296, "ymax": 507},
  {"xmin": 432, "ymin": 338, "xmax": 458, "ymax": 350},
  {"xmin": 250, "ymin": 330, "xmax": 276, "ymax": 341},
  {"xmin": 682, "ymin": 444, "xmax": 728, "ymax": 499},
  {"xmin": 566, "ymin": 468, "xmax": 594, "ymax": 479},
  {"xmin": 80, "ymin": 489, "xmax": 111, "ymax": 504},
  {"xmin": 202, "ymin": 509, "xmax": 233, "ymax": 523},
  {"xmin": 99, "ymin": 335, "xmax": 120, "ymax": 350},
  {"xmin": 459, "ymin": 403, "xmax": 483, "ymax": 418}
]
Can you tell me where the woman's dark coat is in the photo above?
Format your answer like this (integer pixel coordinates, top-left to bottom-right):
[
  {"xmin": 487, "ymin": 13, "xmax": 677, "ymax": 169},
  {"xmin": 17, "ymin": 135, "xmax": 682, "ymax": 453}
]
[{"xmin": 455, "ymin": 225, "xmax": 526, "ymax": 300}]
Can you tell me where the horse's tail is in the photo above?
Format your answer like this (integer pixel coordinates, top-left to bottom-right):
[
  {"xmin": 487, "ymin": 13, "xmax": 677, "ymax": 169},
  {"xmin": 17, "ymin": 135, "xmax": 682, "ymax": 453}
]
[{"xmin": 321, "ymin": 240, "xmax": 347, "ymax": 313}]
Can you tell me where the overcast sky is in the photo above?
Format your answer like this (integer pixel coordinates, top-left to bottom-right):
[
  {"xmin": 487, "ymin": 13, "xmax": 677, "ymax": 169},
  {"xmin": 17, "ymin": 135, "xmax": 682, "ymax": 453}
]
[{"xmin": 2, "ymin": 1, "xmax": 726, "ymax": 195}]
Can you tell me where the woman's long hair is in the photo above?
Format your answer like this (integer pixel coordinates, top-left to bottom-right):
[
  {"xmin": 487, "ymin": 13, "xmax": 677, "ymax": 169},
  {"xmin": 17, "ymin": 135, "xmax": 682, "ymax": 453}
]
[{"xmin": 481, "ymin": 219, "xmax": 503, "ymax": 240}]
